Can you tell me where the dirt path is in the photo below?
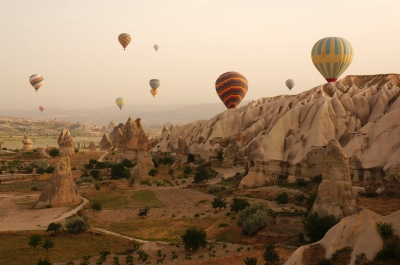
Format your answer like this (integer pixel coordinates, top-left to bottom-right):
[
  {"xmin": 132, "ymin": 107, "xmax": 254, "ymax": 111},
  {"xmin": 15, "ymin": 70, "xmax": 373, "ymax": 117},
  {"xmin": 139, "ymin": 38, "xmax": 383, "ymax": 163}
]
[
  {"xmin": 91, "ymin": 227, "xmax": 150, "ymax": 243},
  {"xmin": 97, "ymin": 151, "xmax": 108, "ymax": 162},
  {"xmin": 0, "ymin": 194, "xmax": 88, "ymax": 231}
]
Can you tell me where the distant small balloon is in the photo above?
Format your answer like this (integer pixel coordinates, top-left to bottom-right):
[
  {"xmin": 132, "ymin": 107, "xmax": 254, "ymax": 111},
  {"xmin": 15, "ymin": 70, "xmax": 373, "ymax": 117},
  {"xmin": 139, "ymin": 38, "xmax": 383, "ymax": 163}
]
[
  {"xmin": 286, "ymin": 79, "xmax": 295, "ymax": 91},
  {"xmin": 149, "ymin": 79, "xmax": 160, "ymax": 90},
  {"xmin": 29, "ymin": 74, "xmax": 44, "ymax": 92},
  {"xmin": 154, "ymin": 44, "xmax": 159, "ymax": 51},
  {"xmin": 150, "ymin": 88, "xmax": 158, "ymax": 97},
  {"xmin": 118, "ymin": 33, "xmax": 131, "ymax": 50},
  {"xmin": 39, "ymin": 106, "xmax": 45, "ymax": 112},
  {"xmin": 115, "ymin": 97, "xmax": 125, "ymax": 110}
]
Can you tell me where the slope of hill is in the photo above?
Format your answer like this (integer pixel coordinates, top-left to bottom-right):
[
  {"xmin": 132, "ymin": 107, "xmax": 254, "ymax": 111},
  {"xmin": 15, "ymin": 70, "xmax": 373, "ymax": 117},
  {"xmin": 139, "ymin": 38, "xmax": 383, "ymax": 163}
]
[{"xmin": 153, "ymin": 74, "xmax": 400, "ymax": 181}]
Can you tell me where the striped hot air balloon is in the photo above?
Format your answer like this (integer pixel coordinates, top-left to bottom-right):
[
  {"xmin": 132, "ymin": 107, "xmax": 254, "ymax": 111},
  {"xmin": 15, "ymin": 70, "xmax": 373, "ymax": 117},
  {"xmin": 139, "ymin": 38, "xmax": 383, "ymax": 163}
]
[
  {"xmin": 215, "ymin": 72, "xmax": 248, "ymax": 109},
  {"xmin": 39, "ymin": 106, "xmax": 45, "ymax": 112},
  {"xmin": 115, "ymin": 97, "xmax": 125, "ymax": 110},
  {"xmin": 311, "ymin": 37, "xmax": 354, "ymax": 82},
  {"xmin": 118, "ymin": 33, "xmax": 131, "ymax": 50},
  {"xmin": 150, "ymin": 88, "xmax": 157, "ymax": 97},
  {"xmin": 29, "ymin": 74, "xmax": 44, "ymax": 92}
]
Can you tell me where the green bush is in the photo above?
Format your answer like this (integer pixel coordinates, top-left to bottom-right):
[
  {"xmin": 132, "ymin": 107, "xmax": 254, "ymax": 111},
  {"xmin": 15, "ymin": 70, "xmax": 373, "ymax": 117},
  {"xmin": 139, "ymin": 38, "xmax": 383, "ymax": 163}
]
[
  {"xmin": 152, "ymin": 157, "xmax": 159, "ymax": 168},
  {"xmin": 181, "ymin": 228, "xmax": 207, "ymax": 252},
  {"xmin": 66, "ymin": 216, "xmax": 90, "ymax": 234},
  {"xmin": 148, "ymin": 168, "xmax": 159, "ymax": 177},
  {"xmin": 45, "ymin": 166, "xmax": 55, "ymax": 174},
  {"xmin": 276, "ymin": 192, "xmax": 289, "ymax": 205},
  {"xmin": 194, "ymin": 166, "xmax": 211, "ymax": 183},
  {"xmin": 230, "ymin": 198, "xmax": 250, "ymax": 213},
  {"xmin": 295, "ymin": 193, "xmax": 305, "ymax": 204},
  {"xmin": 313, "ymin": 175, "xmax": 323, "ymax": 183},
  {"xmin": 138, "ymin": 206, "xmax": 150, "ymax": 217},
  {"xmin": 212, "ymin": 196, "xmax": 227, "ymax": 210},
  {"xmin": 376, "ymin": 222, "xmax": 395, "ymax": 237},
  {"xmin": 244, "ymin": 257, "xmax": 257, "ymax": 265},
  {"xmin": 49, "ymin": 148, "xmax": 60, "ymax": 158},
  {"xmin": 296, "ymin": 178, "xmax": 309, "ymax": 187},
  {"xmin": 237, "ymin": 203, "xmax": 271, "ymax": 236},
  {"xmin": 303, "ymin": 213, "xmax": 339, "ymax": 242},
  {"xmin": 46, "ymin": 222, "xmax": 63, "ymax": 235},
  {"xmin": 111, "ymin": 164, "xmax": 131, "ymax": 179},
  {"xmin": 207, "ymin": 184, "xmax": 222, "ymax": 194},
  {"xmin": 91, "ymin": 202, "xmax": 102, "ymax": 212},
  {"xmin": 263, "ymin": 243, "xmax": 279, "ymax": 265}
]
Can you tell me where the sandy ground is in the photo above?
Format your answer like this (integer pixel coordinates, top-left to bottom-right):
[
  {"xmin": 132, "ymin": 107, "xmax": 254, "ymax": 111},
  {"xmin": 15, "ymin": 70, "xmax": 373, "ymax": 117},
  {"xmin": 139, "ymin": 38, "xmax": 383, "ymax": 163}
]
[{"xmin": 0, "ymin": 193, "xmax": 88, "ymax": 231}]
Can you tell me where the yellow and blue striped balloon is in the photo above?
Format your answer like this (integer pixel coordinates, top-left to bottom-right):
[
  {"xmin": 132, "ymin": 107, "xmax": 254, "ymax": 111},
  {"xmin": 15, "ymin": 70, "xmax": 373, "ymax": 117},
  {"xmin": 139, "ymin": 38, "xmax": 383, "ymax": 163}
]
[
  {"xmin": 311, "ymin": 37, "xmax": 354, "ymax": 82},
  {"xmin": 115, "ymin": 97, "xmax": 125, "ymax": 110}
]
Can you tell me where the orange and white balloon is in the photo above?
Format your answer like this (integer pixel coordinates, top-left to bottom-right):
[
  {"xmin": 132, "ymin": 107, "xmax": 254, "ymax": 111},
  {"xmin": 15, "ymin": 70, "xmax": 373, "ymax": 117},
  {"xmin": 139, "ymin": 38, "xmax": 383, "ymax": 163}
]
[
  {"xmin": 118, "ymin": 33, "xmax": 131, "ymax": 50},
  {"xmin": 29, "ymin": 74, "xmax": 44, "ymax": 92}
]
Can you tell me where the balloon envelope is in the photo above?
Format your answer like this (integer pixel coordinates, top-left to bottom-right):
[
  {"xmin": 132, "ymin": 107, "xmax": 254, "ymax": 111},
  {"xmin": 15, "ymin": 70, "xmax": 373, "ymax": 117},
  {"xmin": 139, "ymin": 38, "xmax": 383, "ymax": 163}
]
[
  {"xmin": 29, "ymin": 74, "xmax": 44, "ymax": 92},
  {"xmin": 286, "ymin": 79, "xmax": 295, "ymax": 90},
  {"xmin": 150, "ymin": 88, "xmax": 158, "ymax": 97},
  {"xmin": 311, "ymin": 37, "xmax": 354, "ymax": 82},
  {"xmin": 39, "ymin": 106, "xmax": 45, "ymax": 112},
  {"xmin": 118, "ymin": 33, "xmax": 131, "ymax": 50},
  {"xmin": 115, "ymin": 97, "xmax": 125, "ymax": 110},
  {"xmin": 215, "ymin": 72, "xmax": 248, "ymax": 109},
  {"xmin": 154, "ymin": 44, "xmax": 159, "ymax": 51},
  {"xmin": 149, "ymin": 79, "xmax": 160, "ymax": 90}
]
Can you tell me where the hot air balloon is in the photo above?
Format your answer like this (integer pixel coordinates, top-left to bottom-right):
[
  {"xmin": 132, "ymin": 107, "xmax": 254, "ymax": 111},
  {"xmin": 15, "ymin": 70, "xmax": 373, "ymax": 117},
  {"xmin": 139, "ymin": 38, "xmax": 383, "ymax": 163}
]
[
  {"xmin": 215, "ymin": 72, "xmax": 248, "ymax": 109},
  {"xmin": 29, "ymin": 74, "xmax": 44, "ymax": 92},
  {"xmin": 154, "ymin": 44, "xmax": 159, "ymax": 51},
  {"xmin": 311, "ymin": 37, "xmax": 354, "ymax": 82},
  {"xmin": 115, "ymin": 97, "xmax": 125, "ymax": 110},
  {"xmin": 150, "ymin": 88, "xmax": 158, "ymax": 97},
  {"xmin": 118, "ymin": 33, "xmax": 131, "ymax": 50},
  {"xmin": 149, "ymin": 79, "xmax": 160, "ymax": 90},
  {"xmin": 286, "ymin": 79, "xmax": 295, "ymax": 91},
  {"xmin": 39, "ymin": 106, "xmax": 45, "ymax": 112}
]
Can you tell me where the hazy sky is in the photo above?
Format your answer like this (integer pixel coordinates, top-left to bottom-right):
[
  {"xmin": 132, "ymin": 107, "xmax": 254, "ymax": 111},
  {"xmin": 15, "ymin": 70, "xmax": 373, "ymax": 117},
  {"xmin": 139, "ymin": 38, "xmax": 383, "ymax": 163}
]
[{"xmin": 0, "ymin": 0, "xmax": 399, "ymax": 110}]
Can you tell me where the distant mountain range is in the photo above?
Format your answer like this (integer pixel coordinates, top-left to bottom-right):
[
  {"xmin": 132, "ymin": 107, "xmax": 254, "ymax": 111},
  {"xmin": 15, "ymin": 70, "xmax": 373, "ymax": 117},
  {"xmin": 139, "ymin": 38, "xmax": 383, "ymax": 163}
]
[{"xmin": 0, "ymin": 102, "xmax": 246, "ymax": 126}]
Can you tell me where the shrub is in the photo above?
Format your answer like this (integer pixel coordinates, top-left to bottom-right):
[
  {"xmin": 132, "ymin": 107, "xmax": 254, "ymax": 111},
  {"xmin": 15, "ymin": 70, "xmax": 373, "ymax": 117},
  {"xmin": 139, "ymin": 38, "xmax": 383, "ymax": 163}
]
[
  {"xmin": 137, "ymin": 249, "xmax": 149, "ymax": 262},
  {"xmin": 148, "ymin": 168, "xmax": 159, "ymax": 177},
  {"xmin": 120, "ymin": 159, "xmax": 135, "ymax": 168},
  {"xmin": 46, "ymin": 222, "xmax": 63, "ymax": 235},
  {"xmin": 243, "ymin": 257, "xmax": 258, "ymax": 265},
  {"xmin": 194, "ymin": 166, "xmax": 211, "ymax": 183},
  {"xmin": 90, "ymin": 170, "xmax": 101, "ymax": 180},
  {"xmin": 303, "ymin": 213, "xmax": 339, "ymax": 242},
  {"xmin": 91, "ymin": 202, "xmax": 102, "ymax": 212},
  {"xmin": 296, "ymin": 178, "xmax": 309, "ymax": 187},
  {"xmin": 28, "ymin": 234, "xmax": 43, "ymax": 250},
  {"xmin": 94, "ymin": 182, "xmax": 101, "ymax": 190},
  {"xmin": 66, "ymin": 216, "xmax": 90, "ymax": 234},
  {"xmin": 375, "ymin": 242, "xmax": 400, "ymax": 261},
  {"xmin": 230, "ymin": 198, "xmax": 250, "ymax": 213},
  {"xmin": 276, "ymin": 192, "xmax": 289, "ymax": 205},
  {"xmin": 313, "ymin": 175, "xmax": 323, "ymax": 183},
  {"xmin": 263, "ymin": 243, "xmax": 279, "ymax": 265},
  {"xmin": 37, "ymin": 256, "xmax": 52, "ymax": 265},
  {"xmin": 152, "ymin": 157, "xmax": 159, "ymax": 168},
  {"xmin": 237, "ymin": 203, "xmax": 271, "ymax": 236},
  {"xmin": 207, "ymin": 184, "xmax": 222, "ymax": 194},
  {"xmin": 138, "ymin": 206, "xmax": 150, "ymax": 217},
  {"xmin": 181, "ymin": 228, "xmax": 207, "ymax": 252},
  {"xmin": 111, "ymin": 164, "xmax": 131, "ymax": 179},
  {"xmin": 212, "ymin": 196, "xmax": 227, "ymax": 210},
  {"xmin": 42, "ymin": 238, "xmax": 55, "ymax": 253},
  {"xmin": 49, "ymin": 148, "xmax": 60, "ymax": 158},
  {"xmin": 376, "ymin": 222, "xmax": 395, "ymax": 237},
  {"xmin": 183, "ymin": 166, "xmax": 193, "ymax": 175},
  {"xmin": 295, "ymin": 193, "xmax": 306, "ymax": 204},
  {"xmin": 45, "ymin": 166, "xmax": 55, "ymax": 174}
]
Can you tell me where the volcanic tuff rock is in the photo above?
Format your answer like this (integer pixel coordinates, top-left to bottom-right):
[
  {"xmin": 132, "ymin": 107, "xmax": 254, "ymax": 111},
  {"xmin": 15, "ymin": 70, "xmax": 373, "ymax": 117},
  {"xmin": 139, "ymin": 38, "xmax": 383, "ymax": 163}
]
[
  {"xmin": 310, "ymin": 139, "xmax": 358, "ymax": 218},
  {"xmin": 36, "ymin": 156, "xmax": 78, "ymax": 208},
  {"xmin": 107, "ymin": 120, "xmax": 116, "ymax": 131},
  {"xmin": 88, "ymin": 141, "xmax": 96, "ymax": 151},
  {"xmin": 112, "ymin": 128, "xmax": 124, "ymax": 150},
  {"xmin": 57, "ymin": 128, "xmax": 75, "ymax": 155},
  {"xmin": 21, "ymin": 134, "xmax": 33, "ymax": 152},
  {"xmin": 152, "ymin": 74, "xmax": 400, "ymax": 182},
  {"xmin": 284, "ymin": 209, "xmax": 400, "ymax": 265},
  {"xmin": 121, "ymin": 117, "xmax": 151, "ymax": 152},
  {"xmin": 99, "ymin": 133, "xmax": 113, "ymax": 151},
  {"xmin": 110, "ymin": 123, "xmax": 124, "ymax": 141}
]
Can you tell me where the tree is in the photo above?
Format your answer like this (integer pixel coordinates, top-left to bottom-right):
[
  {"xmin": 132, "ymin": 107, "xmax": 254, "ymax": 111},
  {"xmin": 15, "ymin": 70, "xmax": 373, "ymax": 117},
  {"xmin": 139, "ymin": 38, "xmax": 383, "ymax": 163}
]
[
  {"xmin": 46, "ymin": 222, "xmax": 62, "ymax": 235},
  {"xmin": 230, "ymin": 198, "xmax": 250, "ymax": 213},
  {"xmin": 303, "ymin": 213, "xmax": 339, "ymax": 242},
  {"xmin": 237, "ymin": 203, "xmax": 272, "ymax": 236},
  {"xmin": 111, "ymin": 164, "xmax": 130, "ymax": 179},
  {"xmin": 295, "ymin": 193, "xmax": 305, "ymax": 204},
  {"xmin": 263, "ymin": 243, "xmax": 280, "ymax": 265},
  {"xmin": 194, "ymin": 166, "xmax": 210, "ymax": 183},
  {"xmin": 45, "ymin": 166, "xmax": 55, "ymax": 174},
  {"xmin": 181, "ymin": 228, "xmax": 207, "ymax": 252},
  {"xmin": 244, "ymin": 257, "xmax": 257, "ymax": 265},
  {"xmin": 212, "ymin": 196, "xmax": 227, "ymax": 211},
  {"xmin": 89, "ymin": 169, "xmax": 101, "ymax": 180},
  {"xmin": 42, "ymin": 238, "xmax": 55, "ymax": 254},
  {"xmin": 276, "ymin": 192, "xmax": 289, "ymax": 205},
  {"xmin": 148, "ymin": 168, "xmax": 159, "ymax": 177},
  {"xmin": 66, "ymin": 216, "xmax": 90, "ymax": 234},
  {"xmin": 183, "ymin": 166, "xmax": 192, "ymax": 175},
  {"xmin": 49, "ymin": 148, "xmax": 60, "ymax": 158},
  {"xmin": 138, "ymin": 206, "xmax": 150, "ymax": 217},
  {"xmin": 91, "ymin": 202, "xmax": 102, "ymax": 212},
  {"xmin": 28, "ymin": 234, "xmax": 43, "ymax": 250},
  {"xmin": 37, "ymin": 256, "xmax": 52, "ymax": 265}
]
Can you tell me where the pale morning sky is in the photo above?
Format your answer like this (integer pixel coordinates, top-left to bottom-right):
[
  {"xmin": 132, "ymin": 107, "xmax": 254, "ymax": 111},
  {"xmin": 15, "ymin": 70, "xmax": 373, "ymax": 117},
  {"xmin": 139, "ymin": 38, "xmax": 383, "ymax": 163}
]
[{"xmin": 0, "ymin": 0, "xmax": 399, "ymax": 110}]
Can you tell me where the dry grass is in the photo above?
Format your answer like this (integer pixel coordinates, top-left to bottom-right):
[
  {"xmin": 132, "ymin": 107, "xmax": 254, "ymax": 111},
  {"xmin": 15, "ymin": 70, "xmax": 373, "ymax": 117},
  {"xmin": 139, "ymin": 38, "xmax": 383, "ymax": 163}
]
[
  {"xmin": 357, "ymin": 196, "xmax": 400, "ymax": 215},
  {"xmin": 302, "ymin": 244, "xmax": 326, "ymax": 265},
  {"xmin": 0, "ymin": 230, "xmax": 138, "ymax": 265}
]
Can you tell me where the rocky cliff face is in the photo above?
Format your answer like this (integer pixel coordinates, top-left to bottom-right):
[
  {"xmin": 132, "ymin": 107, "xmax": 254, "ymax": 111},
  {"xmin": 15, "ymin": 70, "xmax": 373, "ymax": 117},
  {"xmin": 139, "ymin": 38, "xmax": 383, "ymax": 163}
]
[
  {"xmin": 152, "ymin": 74, "xmax": 400, "ymax": 182},
  {"xmin": 57, "ymin": 128, "xmax": 75, "ymax": 155},
  {"xmin": 310, "ymin": 139, "xmax": 358, "ymax": 218},
  {"xmin": 36, "ymin": 156, "xmax": 78, "ymax": 208},
  {"xmin": 99, "ymin": 133, "xmax": 113, "ymax": 151}
]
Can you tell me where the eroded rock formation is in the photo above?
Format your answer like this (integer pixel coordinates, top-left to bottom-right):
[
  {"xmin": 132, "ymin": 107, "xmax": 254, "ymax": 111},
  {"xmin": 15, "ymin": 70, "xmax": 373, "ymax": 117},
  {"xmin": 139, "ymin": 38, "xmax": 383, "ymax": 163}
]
[
  {"xmin": 112, "ymin": 128, "xmax": 124, "ymax": 150},
  {"xmin": 57, "ymin": 129, "xmax": 75, "ymax": 155},
  {"xmin": 21, "ymin": 135, "xmax": 33, "ymax": 152},
  {"xmin": 36, "ymin": 156, "xmax": 78, "ymax": 208},
  {"xmin": 88, "ymin": 141, "xmax": 96, "ymax": 151},
  {"xmin": 99, "ymin": 133, "xmax": 113, "ymax": 151},
  {"xmin": 310, "ymin": 139, "xmax": 358, "ymax": 218}
]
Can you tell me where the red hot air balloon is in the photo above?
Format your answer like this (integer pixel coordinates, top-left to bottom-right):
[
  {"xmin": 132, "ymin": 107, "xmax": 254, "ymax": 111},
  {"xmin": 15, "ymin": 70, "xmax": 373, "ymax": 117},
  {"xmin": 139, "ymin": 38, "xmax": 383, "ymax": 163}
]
[
  {"xmin": 215, "ymin": 72, "xmax": 248, "ymax": 109},
  {"xmin": 39, "ymin": 106, "xmax": 45, "ymax": 112}
]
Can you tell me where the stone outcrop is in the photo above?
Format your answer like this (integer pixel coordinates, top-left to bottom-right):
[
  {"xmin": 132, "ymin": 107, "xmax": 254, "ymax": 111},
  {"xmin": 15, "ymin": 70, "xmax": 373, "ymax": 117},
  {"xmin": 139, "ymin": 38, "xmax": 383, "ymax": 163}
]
[
  {"xmin": 310, "ymin": 139, "xmax": 358, "ymax": 219},
  {"xmin": 99, "ymin": 133, "xmax": 113, "ymax": 151},
  {"xmin": 107, "ymin": 121, "xmax": 116, "ymax": 131},
  {"xmin": 121, "ymin": 118, "xmax": 151, "ymax": 153},
  {"xmin": 36, "ymin": 156, "xmax": 78, "ymax": 208},
  {"xmin": 88, "ymin": 141, "xmax": 96, "ymax": 151},
  {"xmin": 152, "ymin": 74, "xmax": 400, "ymax": 182},
  {"xmin": 131, "ymin": 151, "xmax": 155, "ymax": 177},
  {"xmin": 284, "ymin": 209, "xmax": 400, "ymax": 265},
  {"xmin": 57, "ymin": 128, "xmax": 75, "ymax": 155},
  {"xmin": 110, "ymin": 123, "xmax": 124, "ymax": 141},
  {"xmin": 21, "ymin": 135, "xmax": 33, "ymax": 152},
  {"xmin": 112, "ymin": 128, "xmax": 124, "ymax": 150}
]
